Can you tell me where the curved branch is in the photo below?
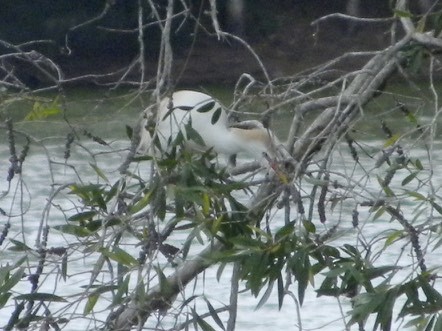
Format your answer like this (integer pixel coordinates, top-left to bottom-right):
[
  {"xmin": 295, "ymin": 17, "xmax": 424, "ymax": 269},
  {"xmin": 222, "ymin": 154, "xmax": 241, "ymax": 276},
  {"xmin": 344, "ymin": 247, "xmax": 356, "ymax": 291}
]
[
  {"xmin": 289, "ymin": 35, "xmax": 410, "ymax": 168},
  {"xmin": 311, "ymin": 12, "xmax": 394, "ymax": 26},
  {"xmin": 396, "ymin": 0, "xmax": 442, "ymax": 49}
]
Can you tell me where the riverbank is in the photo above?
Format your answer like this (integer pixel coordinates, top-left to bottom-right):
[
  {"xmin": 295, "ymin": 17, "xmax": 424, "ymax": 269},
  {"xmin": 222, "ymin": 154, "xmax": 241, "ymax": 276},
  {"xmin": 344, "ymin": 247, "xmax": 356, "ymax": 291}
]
[{"xmin": 56, "ymin": 11, "xmax": 393, "ymax": 88}]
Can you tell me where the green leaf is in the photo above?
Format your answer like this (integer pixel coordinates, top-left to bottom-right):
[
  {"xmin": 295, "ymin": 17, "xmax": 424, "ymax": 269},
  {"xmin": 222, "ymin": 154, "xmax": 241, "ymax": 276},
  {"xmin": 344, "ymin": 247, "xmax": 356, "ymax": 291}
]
[
  {"xmin": 113, "ymin": 275, "xmax": 130, "ymax": 305},
  {"xmin": 180, "ymin": 295, "xmax": 199, "ymax": 308},
  {"xmin": 154, "ymin": 186, "xmax": 167, "ymax": 221},
  {"xmin": 0, "ymin": 292, "xmax": 11, "ymax": 309},
  {"xmin": 84, "ymin": 294, "xmax": 99, "ymax": 315},
  {"xmin": 365, "ymin": 266, "xmax": 399, "ymax": 280},
  {"xmin": 211, "ymin": 107, "xmax": 222, "ymax": 125},
  {"xmin": 89, "ymin": 163, "xmax": 109, "ymax": 183},
  {"xmin": 406, "ymin": 190, "xmax": 426, "ymax": 200},
  {"xmin": 92, "ymin": 189, "xmax": 107, "ymax": 211},
  {"xmin": 155, "ymin": 266, "xmax": 174, "ymax": 296},
  {"xmin": 24, "ymin": 98, "xmax": 61, "ymax": 121},
  {"xmin": 277, "ymin": 272, "xmax": 284, "ymax": 310},
  {"xmin": 382, "ymin": 184, "xmax": 395, "ymax": 197},
  {"xmin": 8, "ymin": 239, "xmax": 32, "ymax": 252},
  {"xmin": 419, "ymin": 276, "xmax": 442, "ymax": 304},
  {"xmin": 372, "ymin": 206, "xmax": 386, "ymax": 221},
  {"xmin": 317, "ymin": 275, "xmax": 340, "ymax": 297},
  {"xmin": 383, "ymin": 133, "xmax": 400, "ymax": 148},
  {"xmin": 216, "ymin": 262, "xmax": 227, "ymax": 282},
  {"xmin": 322, "ymin": 265, "xmax": 348, "ymax": 278},
  {"xmin": 100, "ymin": 247, "xmax": 138, "ymax": 267},
  {"xmin": 401, "ymin": 172, "xmax": 418, "ymax": 186},
  {"xmin": 195, "ymin": 101, "xmax": 216, "ymax": 113},
  {"xmin": 68, "ymin": 211, "xmax": 97, "ymax": 222},
  {"xmin": 105, "ymin": 180, "xmax": 121, "ymax": 202},
  {"xmin": 374, "ymin": 287, "xmax": 398, "ymax": 331},
  {"xmin": 321, "ymin": 245, "xmax": 340, "ymax": 258},
  {"xmin": 129, "ymin": 191, "xmax": 152, "ymax": 214},
  {"xmin": 15, "ymin": 292, "xmax": 67, "ymax": 302},
  {"xmin": 404, "ymin": 110, "xmax": 418, "ymax": 125},
  {"xmin": 415, "ymin": 158, "xmax": 424, "ymax": 170},
  {"xmin": 407, "ymin": 46, "xmax": 425, "ymax": 74},
  {"xmin": 205, "ymin": 298, "xmax": 226, "ymax": 330},
  {"xmin": 256, "ymin": 280, "xmax": 274, "ymax": 310},
  {"xmin": 12, "ymin": 256, "xmax": 28, "ymax": 269},
  {"xmin": 275, "ymin": 221, "xmax": 295, "ymax": 241},
  {"xmin": 193, "ymin": 308, "xmax": 217, "ymax": 331},
  {"xmin": 290, "ymin": 250, "xmax": 310, "ymax": 305},
  {"xmin": 175, "ymin": 186, "xmax": 205, "ymax": 205},
  {"xmin": 342, "ymin": 244, "xmax": 360, "ymax": 257},
  {"xmin": 403, "ymin": 316, "xmax": 429, "ymax": 329},
  {"xmin": 185, "ymin": 123, "xmax": 205, "ymax": 146},
  {"xmin": 348, "ymin": 292, "xmax": 384, "ymax": 325},
  {"xmin": 68, "ymin": 184, "xmax": 107, "ymax": 210},
  {"xmin": 384, "ymin": 230, "xmax": 404, "ymax": 247},
  {"xmin": 125, "ymin": 125, "xmax": 133, "ymax": 139},
  {"xmin": 53, "ymin": 224, "xmax": 92, "ymax": 237},
  {"xmin": 302, "ymin": 219, "xmax": 316, "ymax": 233},
  {"xmin": 430, "ymin": 200, "xmax": 442, "ymax": 216},
  {"xmin": 0, "ymin": 267, "xmax": 25, "ymax": 293}
]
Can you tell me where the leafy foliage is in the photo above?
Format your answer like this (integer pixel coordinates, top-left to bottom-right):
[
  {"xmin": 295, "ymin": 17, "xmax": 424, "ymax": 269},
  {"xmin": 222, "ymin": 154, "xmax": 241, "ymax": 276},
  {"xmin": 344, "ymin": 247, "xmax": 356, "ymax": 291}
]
[
  {"xmin": 2, "ymin": 1, "xmax": 442, "ymax": 331},
  {"xmin": 24, "ymin": 97, "xmax": 61, "ymax": 121}
]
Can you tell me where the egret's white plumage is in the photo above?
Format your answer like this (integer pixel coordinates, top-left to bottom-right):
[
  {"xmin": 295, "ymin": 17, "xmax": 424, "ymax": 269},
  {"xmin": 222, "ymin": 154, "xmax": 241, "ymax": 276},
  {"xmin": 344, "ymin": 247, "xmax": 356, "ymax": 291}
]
[{"xmin": 137, "ymin": 90, "xmax": 282, "ymax": 162}]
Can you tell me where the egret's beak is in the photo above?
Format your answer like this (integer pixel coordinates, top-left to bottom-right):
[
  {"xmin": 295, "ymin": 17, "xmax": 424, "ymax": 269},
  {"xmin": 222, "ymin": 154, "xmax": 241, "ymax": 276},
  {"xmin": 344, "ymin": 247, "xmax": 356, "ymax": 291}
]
[{"xmin": 263, "ymin": 144, "xmax": 296, "ymax": 182}]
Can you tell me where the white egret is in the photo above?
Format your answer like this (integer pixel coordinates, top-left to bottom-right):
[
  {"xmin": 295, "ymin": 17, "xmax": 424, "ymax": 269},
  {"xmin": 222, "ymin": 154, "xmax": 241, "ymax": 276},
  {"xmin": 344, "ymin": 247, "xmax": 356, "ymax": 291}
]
[{"xmin": 137, "ymin": 90, "xmax": 287, "ymax": 165}]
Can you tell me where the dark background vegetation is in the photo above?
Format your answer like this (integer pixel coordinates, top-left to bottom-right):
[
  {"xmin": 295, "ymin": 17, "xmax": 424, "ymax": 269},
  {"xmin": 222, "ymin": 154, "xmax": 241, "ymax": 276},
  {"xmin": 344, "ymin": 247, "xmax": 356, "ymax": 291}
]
[{"xmin": 0, "ymin": 0, "xmax": 424, "ymax": 86}]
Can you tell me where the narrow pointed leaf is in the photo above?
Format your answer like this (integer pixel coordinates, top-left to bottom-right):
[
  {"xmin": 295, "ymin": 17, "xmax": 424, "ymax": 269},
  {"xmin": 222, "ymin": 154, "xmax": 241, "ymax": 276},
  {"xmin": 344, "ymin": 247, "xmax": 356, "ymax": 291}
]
[
  {"xmin": 8, "ymin": 239, "xmax": 31, "ymax": 252},
  {"xmin": 84, "ymin": 294, "xmax": 99, "ymax": 315},
  {"xmin": 15, "ymin": 293, "xmax": 67, "ymax": 302},
  {"xmin": 100, "ymin": 247, "xmax": 138, "ymax": 267},
  {"xmin": 255, "ymin": 280, "xmax": 274, "ymax": 310},
  {"xmin": 211, "ymin": 107, "xmax": 222, "ymax": 125},
  {"xmin": 195, "ymin": 101, "xmax": 216, "ymax": 113},
  {"xmin": 89, "ymin": 163, "xmax": 109, "ymax": 183},
  {"xmin": 277, "ymin": 272, "xmax": 284, "ymax": 310},
  {"xmin": 53, "ymin": 224, "xmax": 92, "ymax": 237},
  {"xmin": 401, "ymin": 172, "xmax": 418, "ymax": 186},
  {"xmin": 205, "ymin": 299, "xmax": 225, "ymax": 330},
  {"xmin": 129, "ymin": 191, "xmax": 152, "ymax": 214},
  {"xmin": 68, "ymin": 211, "xmax": 97, "ymax": 222},
  {"xmin": 0, "ymin": 267, "xmax": 25, "ymax": 293}
]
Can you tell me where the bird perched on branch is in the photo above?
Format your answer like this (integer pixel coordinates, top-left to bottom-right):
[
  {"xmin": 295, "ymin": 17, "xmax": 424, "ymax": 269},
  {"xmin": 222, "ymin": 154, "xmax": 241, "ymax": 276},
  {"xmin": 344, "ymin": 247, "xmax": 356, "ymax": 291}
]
[{"xmin": 137, "ymin": 90, "xmax": 288, "ymax": 166}]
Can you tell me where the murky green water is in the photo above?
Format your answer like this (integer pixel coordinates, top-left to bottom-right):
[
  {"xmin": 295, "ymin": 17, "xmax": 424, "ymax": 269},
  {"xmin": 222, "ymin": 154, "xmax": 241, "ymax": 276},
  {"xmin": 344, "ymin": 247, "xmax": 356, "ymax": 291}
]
[
  {"xmin": 2, "ymin": 82, "xmax": 440, "ymax": 144},
  {"xmin": 1, "ymin": 83, "xmax": 442, "ymax": 330}
]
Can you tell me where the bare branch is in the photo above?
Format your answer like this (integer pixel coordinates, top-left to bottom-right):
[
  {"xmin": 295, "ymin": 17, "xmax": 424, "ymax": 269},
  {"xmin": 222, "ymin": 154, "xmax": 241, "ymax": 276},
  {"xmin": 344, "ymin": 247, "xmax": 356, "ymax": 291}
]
[
  {"xmin": 396, "ymin": 0, "xmax": 442, "ymax": 48},
  {"xmin": 311, "ymin": 12, "xmax": 394, "ymax": 26}
]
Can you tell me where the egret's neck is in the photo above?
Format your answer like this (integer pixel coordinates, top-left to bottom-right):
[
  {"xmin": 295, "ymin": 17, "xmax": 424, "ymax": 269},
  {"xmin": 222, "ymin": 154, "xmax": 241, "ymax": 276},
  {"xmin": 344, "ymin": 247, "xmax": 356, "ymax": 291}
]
[
  {"xmin": 228, "ymin": 127, "xmax": 274, "ymax": 159},
  {"xmin": 202, "ymin": 126, "xmax": 244, "ymax": 155}
]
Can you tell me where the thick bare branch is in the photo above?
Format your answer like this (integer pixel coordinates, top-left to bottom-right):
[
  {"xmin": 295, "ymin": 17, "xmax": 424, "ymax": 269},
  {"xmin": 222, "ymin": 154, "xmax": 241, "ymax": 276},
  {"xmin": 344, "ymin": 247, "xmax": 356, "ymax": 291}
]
[
  {"xmin": 109, "ymin": 241, "xmax": 224, "ymax": 330},
  {"xmin": 396, "ymin": 0, "xmax": 442, "ymax": 48}
]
